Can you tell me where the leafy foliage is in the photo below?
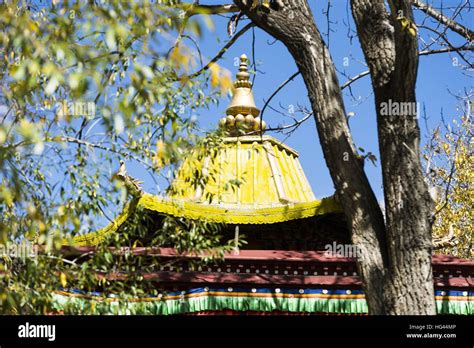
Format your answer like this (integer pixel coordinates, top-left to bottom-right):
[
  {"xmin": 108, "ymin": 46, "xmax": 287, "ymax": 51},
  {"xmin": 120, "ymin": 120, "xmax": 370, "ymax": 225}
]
[
  {"xmin": 0, "ymin": 0, "xmax": 235, "ymax": 314},
  {"xmin": 424, "ymin": 112, "xmax": 473, "ymax": 259}
]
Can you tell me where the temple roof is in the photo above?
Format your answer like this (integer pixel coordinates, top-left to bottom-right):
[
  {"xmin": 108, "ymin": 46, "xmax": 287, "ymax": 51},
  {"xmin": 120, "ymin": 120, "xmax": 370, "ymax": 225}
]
[{"xmin": 156, "ymin": 54, "xmax": 339, "ymax": 222}]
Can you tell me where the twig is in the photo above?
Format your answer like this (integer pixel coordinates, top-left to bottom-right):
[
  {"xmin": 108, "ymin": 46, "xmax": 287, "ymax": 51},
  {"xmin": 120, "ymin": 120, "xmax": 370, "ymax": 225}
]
[
  {"xmin": 341, "ymin": 70, "xmax": 369, "ymax": 90},
  {"xmin": 187, "ymin": 22, "xmax": 254, "ymax": 80},
  {"xmin": 260, "ymin": 71, "xmax": 300, "ymax": 120},
  {"xmin": 419, "ymin": 44, "xmax": 474, "ymax": 55},
  {"xmin": 341, "ymin": 45, "xmax": 474, "ymax": 90}
]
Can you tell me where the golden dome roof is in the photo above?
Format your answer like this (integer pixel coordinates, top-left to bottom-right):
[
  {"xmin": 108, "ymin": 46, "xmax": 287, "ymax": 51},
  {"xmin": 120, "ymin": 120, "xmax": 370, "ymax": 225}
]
[
  {"xmin": 152, "ymin": 54, "xmax": 340, "ymax": 224},
  {"xmin": 170, "ymin": 136, "xmax": 315, "ymax": 206}
]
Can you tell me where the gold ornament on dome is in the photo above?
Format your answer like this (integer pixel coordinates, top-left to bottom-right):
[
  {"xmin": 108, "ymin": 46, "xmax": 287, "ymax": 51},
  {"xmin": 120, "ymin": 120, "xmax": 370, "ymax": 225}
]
[{"xmin": 219, "ymin": 54, "xmax": 266, "ymax": 135}]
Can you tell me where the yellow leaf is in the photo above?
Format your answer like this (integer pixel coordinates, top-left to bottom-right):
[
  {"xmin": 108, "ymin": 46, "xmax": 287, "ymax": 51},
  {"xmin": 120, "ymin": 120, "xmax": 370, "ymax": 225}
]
[
  {"xmin": 57, "ymin": 205, "xmax": 65, "ymax": 216},
  {"xmin": 157, "ymin": 139, "xmax": 165, "ymax": 155},
  {"xmin": 0, "ymin": 128, "xmax": 6, "ymax": 145},
  {"xmin": 209, "ymin": 63, "xmax": 220, "ymax": 88},
  {"xmin": 153, "ymin": 139, "xmax": 166, "ymax": 168},
  {"xmin": 1, "ymin": 188, "xmax": 13, "ymax": 207},
  {"xmin": 27, "ymin": 20, "xmax": 40, "ymax": 33},
  {"xmin": 398, "ymin": 17, "xmax": 409, "ymax": 30},
  {"xmin": 60, "ymin": 273, "xmax": 67, "ymax": 288},
  {"xmin": 170, "ymin": 46, "xmax": 191, "ymax": 72}
]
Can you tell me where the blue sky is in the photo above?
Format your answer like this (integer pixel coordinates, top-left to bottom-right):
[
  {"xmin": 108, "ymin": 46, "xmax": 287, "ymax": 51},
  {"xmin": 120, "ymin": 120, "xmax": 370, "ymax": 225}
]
[{"xmin": 129, "ymin": 1, "xmax": 471, "ymax": 203}]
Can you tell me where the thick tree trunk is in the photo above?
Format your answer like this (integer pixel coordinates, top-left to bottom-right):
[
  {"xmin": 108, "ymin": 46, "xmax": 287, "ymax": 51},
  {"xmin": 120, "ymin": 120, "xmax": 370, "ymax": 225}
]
[
  {"xmin": 234, "ymin": 0, "xmax": 388, "ymax": 314},
  {"xmin": 351, "ymin": 0, "xmax": 435, "ymax": 314},
  {"xmin": 235, "ymin": 0, "xmax": 436, "ymax": 314}
]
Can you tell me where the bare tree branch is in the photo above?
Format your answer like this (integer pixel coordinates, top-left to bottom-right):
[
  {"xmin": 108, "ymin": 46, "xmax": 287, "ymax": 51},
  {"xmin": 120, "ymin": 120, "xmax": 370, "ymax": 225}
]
[
  {"xmin": 420, "ymin": 25, "xmax": 473, "ymax": 68},
  {"xmin": 413, "ymin": 0, "xmax": 474, "ymax": 42},
  {"xmin": 187, "ymin": 22, "xmax": 254, "ymax": 79},
  {"xmin": 419, "ymin": 44, "xmax": 474, "ymax": 55},
  {"xmin": 341, "ymin": 70, "xmax": 370, "ymax": 90},
  {"xmin": 265, "ymin": 112, "xmax": 312, "ymax": 133},
  {"xmin": 260, "ymin": 71, "xmax": 300, "ymax": 120},
  {"xmin": 341, "ymin": 45, "xmax": 474, "ymax": 90}
]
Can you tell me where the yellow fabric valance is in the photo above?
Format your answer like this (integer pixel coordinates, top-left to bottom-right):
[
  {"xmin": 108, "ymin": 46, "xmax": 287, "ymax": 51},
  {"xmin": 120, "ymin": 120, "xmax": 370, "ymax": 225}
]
[{"xmin": 67, "ymin": 194, "xmax": 341, "ymax": 247}]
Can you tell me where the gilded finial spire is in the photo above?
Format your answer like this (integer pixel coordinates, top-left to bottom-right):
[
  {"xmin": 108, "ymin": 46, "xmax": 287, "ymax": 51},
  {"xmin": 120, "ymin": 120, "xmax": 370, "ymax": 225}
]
[
  {"xmin": 235, "ymin": 54, "xmax": 252, "ymax": 88},
  {"xmin": 219, "ymin": 54, "xmax": 266, "ymax": 135}
]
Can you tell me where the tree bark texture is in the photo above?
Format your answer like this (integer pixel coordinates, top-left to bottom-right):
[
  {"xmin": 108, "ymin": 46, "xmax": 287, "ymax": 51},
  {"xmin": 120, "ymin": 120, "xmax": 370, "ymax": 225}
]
[
  {"xmin": 351, "ymin": 0, "xmax": 435, "ymax": 314},
  {"xmin": 234, "ymin": 0, "xmax": 388, "ymax": 314}
]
